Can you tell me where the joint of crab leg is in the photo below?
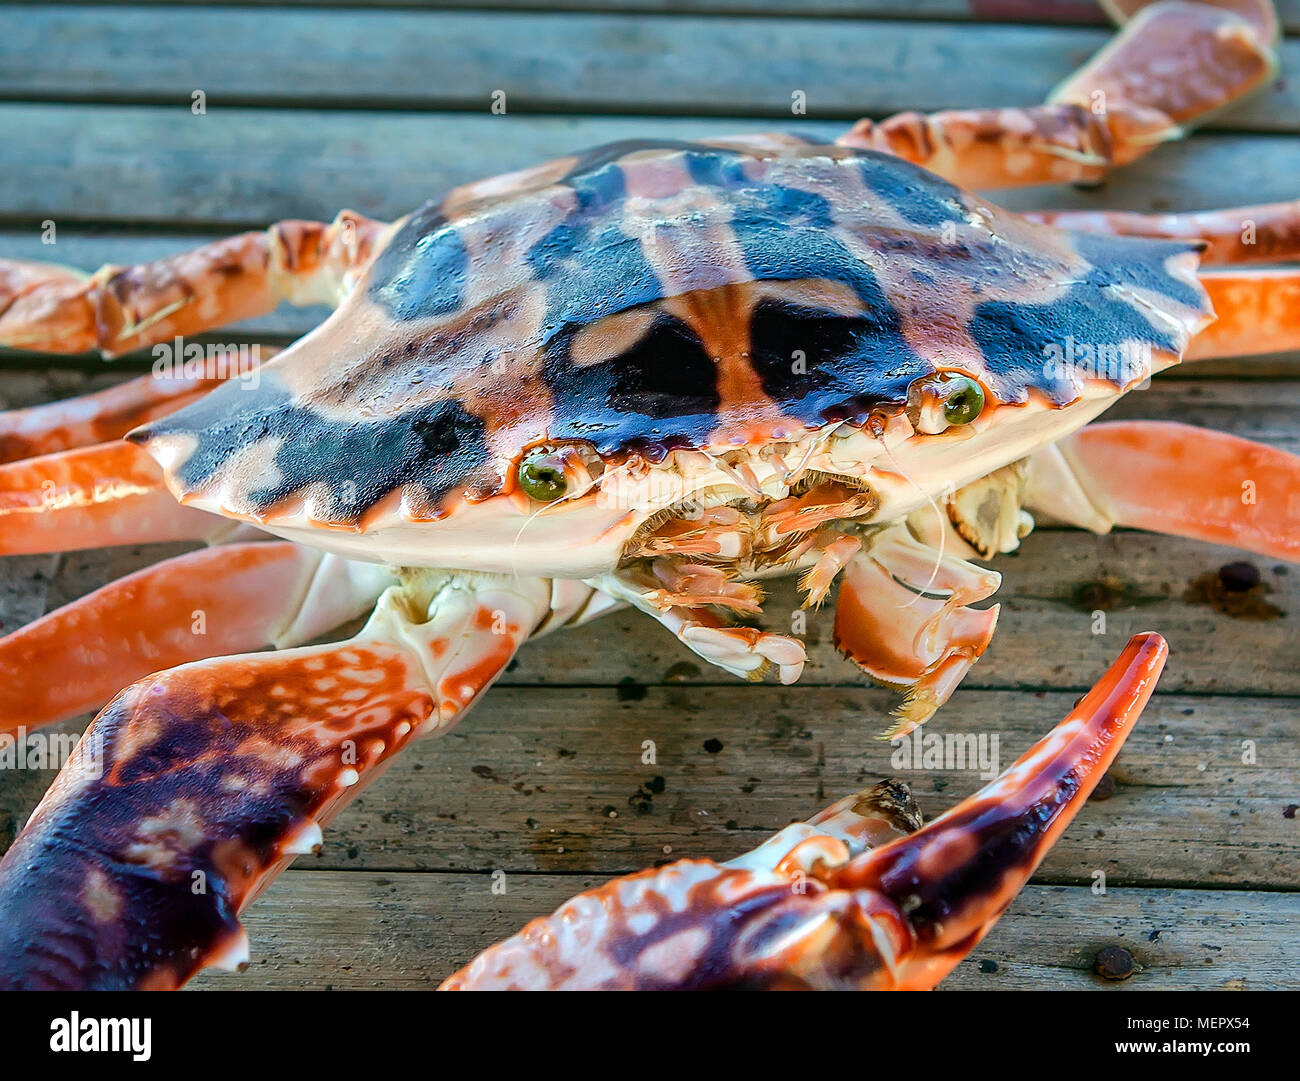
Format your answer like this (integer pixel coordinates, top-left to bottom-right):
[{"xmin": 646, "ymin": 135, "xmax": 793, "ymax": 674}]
[
  {"xmin": 0, "ymin": 212, "xmax": 386, "ymax": 357},
  {"xmin": 838, "ymin": 3, "xmax": 1276, "ymax": 190},
  {"xmin": 0, "ymin": 572, "xmax": 557, "ymax": 990},
  {"xmin": 1048, "ymin": 1, "xmax": 1277, "ymax": 144},
  {"xmin": 798, "ymin": 532, "xmax": 863, "ymax": 609},
  {"xmin": 834, "ymin": 525, "xmax": 1002, "ymax": 736},
  {"xmin": 1025, "ymin": 420, "xmax": 1300, "ymax": 563}
]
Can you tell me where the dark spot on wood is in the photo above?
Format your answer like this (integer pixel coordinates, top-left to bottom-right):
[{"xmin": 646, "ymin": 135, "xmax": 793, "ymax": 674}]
[
  {"xmin": 557, "ymin": 747, "xmax": 576, "ymax": 758},
  {"xmin": 664, "ymin": 661, "xmax": 701, "ymax": 682},
  {"xmin": 1148, "ymin": 930, "xmax": 1162, "ymax": 942},
  {"xmin": 978, "ymin": 959, "xmax": 998, "ymax": 974},
  {"xmin": 1218, "ymin": 561, "xmax": 1261, "ymax": 593},
  {"xmin": 1072, "ymin": 575, "xmax": 1128, "ymax": 611},
  {"xmin": 1184, "ymin": 568, "xmax": 1282, "ymax": 620},
  {"xmin": 1094, "ymin": 945, "xmax": 1136, "ymax": 981},
  {"xmin": 616, "ymin": 678, "xmax": 647, "ymax": 702},
  {"xmin": 1089, "ymin": 772, "xmax": 1117, "ymax": 802},
  {"xmin": 1284, "ymin": 804, "xmax": 1297, "ymax": 820},
  {"xmin": 703, "ymin": 738, "xmax": 724, "ymax": 754}
]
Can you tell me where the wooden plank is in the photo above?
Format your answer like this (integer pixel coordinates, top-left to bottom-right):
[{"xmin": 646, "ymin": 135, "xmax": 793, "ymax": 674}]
[
  {"xmin": 186, "ymin": 872, "xmax": 1300, "ymax": 990},
  {"xmin": 3, "ymin": 7, "xmax": 1295, "ymax": 131},
  {"xmin": 30, "ymin": 1, "xmax": 1300, "ymax": 36},
  {"xmin": 27, "ymin": 1, "xmax": 1300, "ymax": 38},
  {"xmin": 0, "ymin": 104, "xmax": 1295, "ymax": 231},
  {"xmin": 1, "ymin": 624, "xmax": 1294, "ymax": 885}
]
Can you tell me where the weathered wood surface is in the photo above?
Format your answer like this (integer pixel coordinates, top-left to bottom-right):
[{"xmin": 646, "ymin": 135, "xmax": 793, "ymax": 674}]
[
  {"xmin": 5, "ymin": 7, "xmax": 1297, "ymax": 129},
  {"xmin": 1, "ymin": 105, "xmax": 1295, "ymax": 233},
  {"xmin": 22, "ymin": 0, "xmax": 1300, "ymax": 36},
  {"xmin": 1, "ymin": 1, "xmax": 1297, "ymax": 992},
  {"xmin": 188, "ymin": 874, "xmax": 1300, "ymax": 990}
]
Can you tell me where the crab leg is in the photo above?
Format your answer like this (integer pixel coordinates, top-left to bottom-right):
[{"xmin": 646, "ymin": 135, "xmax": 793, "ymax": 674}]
[
  {"xmin": 0, "ymin": 348, "xmax": 277, "ymax": 465},
  {"xmin": 834, "ymin": 524, "xmax": 1002, "ymax": 737},
  {"xmin": 0, "ymin": 543, "xmax": 393, "ymax": 733},
  {"xmin": 0, "ymin": 573, "xmax": 562, "ymax": 990},
  {"xmin": 0, "ymin": 211, "xmax": 386, "ymax": 357},
  {"xmin": 1024, "ymin": 200, "xmax": 1300, "ymax": 266},
  {"xmin": 442, "ymin": 633, "xmax": 1167, "ymax": 991},
  {"xmin": 1025, "ymin": 420, "xmax": 1300, "ymax": 562},
  {"xmin": 836, "ymin": 1, "xmax": 1277, "ymax": 189},
  {"xmin": 0, "ymin": 440, "xmax": 237, "ymax": 554},
  {"xmin": 1187, "ymin": 269, "xmax": 1300, "ymax": 359}
]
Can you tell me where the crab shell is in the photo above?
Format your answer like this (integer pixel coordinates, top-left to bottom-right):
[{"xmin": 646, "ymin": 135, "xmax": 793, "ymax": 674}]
[{"xmin": 133, "ymin": 137, "xmax": 1211, "ymax": 576}]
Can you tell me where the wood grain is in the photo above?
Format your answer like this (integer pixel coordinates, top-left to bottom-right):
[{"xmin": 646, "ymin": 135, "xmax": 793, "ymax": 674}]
[
  {"xmin": 3, "ymin": 8, "xmax": 1294, "ymax": 128},
  {"xmin": 188, "ymin": 872, "xmax": 1300, "ymax": 990}
]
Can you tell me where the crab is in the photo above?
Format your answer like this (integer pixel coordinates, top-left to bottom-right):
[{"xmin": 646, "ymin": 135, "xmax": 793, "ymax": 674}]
[{"xmin": 0, "ymin": 0, "xmax": 1295, "ymax": 990}]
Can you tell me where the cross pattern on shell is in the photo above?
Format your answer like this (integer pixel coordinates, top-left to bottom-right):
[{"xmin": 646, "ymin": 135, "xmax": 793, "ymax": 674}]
[{"xmin": 139, "ymin": 137, "xmax": 1208, "ymax": 529}]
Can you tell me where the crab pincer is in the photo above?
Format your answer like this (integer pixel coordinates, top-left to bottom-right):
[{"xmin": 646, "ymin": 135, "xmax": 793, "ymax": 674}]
[
  {"xmin": 0, "ymin": 573, "xmax": 570, "ymax": 990},
  {"xmin": 442, "ymin": 633, "xmax": 1167, "ymax": 991}
]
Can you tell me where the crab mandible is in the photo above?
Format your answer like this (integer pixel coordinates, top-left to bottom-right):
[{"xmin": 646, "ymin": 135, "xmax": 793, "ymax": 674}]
[{"xmin": 0, "ymin": 0, "xmax": 1295, "ymax": 990}]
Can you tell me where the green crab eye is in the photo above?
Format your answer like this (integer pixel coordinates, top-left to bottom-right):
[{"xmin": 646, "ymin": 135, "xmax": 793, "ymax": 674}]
[
  {"xmin": 518, "ymin": 449, "xmax": 568, "ymax": 503},
  {"xmin": 941, "ymin": 376, "xmax": 985, "ymax": 427}
]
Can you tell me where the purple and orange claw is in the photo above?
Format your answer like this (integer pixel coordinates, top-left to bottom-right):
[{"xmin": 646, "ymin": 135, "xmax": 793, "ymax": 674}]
[
  {"xmin": 0, "ymin": 576, "xmax": 555, "ymax": 990},
  {"xmin": 441, "ymin": 634, "xmax": 1167, "ymax": 991}
]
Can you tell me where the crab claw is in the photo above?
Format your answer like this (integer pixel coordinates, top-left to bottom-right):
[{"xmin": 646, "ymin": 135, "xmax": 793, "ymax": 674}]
[
  {"xmin": 441, "ymin": 633, "xmax": 1167, "ymax": 990},
  {"xmin": 0, "ymin": 574, "xmax": 560, "ymax": 990}
]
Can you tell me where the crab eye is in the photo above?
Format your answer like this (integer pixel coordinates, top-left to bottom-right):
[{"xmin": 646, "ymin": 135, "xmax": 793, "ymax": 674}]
[
  {"xmin": 941, "ymin": 376, "xmax": 985, "ymax": 427},
  {"xmin": 518, "ymin": 449, "xmax": 568, "ymax": 503}
]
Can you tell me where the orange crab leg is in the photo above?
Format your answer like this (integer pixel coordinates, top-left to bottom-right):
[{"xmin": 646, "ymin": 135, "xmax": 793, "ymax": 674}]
[
  {"xmin": 0, "ymin": 348, "xmax": 278, "ymax": 465},
  {"xmin": 0, "ymin": 542, "xmax": 392, "ymax": 733},
  {"xmin": 1026, "ymin": 420, "xmax": 1300, "ymax": 563},
  {"xmin": 0, "ymin": 439, "xmax": 231, "ymax": 554},
  {"xmin": 837, "ymin": 1, "xmax": 1277, "ymax": 190},
  {"xmin": 0, "ymin": 574, "xmax": 558, "ymax": 990},
  {"xmin": 1024, "ymin": 200, "xmax": 1300, "ymax": 266},
  {"xmin": 1188, "ymin": 269, "xmax": 1300, "ymax": 359},
  {"xmin": 442, "ymin": 633, "xmax": 1166, "ymax": 991},
  {"xmin": 0, "ymin": 212, "xmax": 386, "ymax": 357}
]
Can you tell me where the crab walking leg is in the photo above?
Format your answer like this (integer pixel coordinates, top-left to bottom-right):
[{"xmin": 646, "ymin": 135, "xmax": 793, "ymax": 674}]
[
  {"xmin": 0, "ymin": 348, "xmax": 277, "ymax": 465},
  {"xmin": 1023, "ymin": 201, "xmax": 1300, "ymax": 266},
  {"xmin": 834, "ymin": 524, "xmax": 1002, "ymax": 738},
  {"xmin": 0, "ymin": 572, "xmax": 565, "ymax": 991},
  {"xmin": 0, "ymin": 439, "xmax": 231, "ymax": 554},
  {"xmin": 0, "ymin": 544, "xmax": 393, "ymax": 733},
  {"xmin": 1187, "ymin": 269, "xmax": 1300, "ymax": 359},
  {"xmin": 443, "ymin": 634, "xmax": 1167, "ymax": 991},
  {"xmin": 0, "ymin": 212, "xmax": 386, "ymax": 357},
  {"xmin": 1101, "ymin": 0, "xmax": 1279, "ymax": 42},
  {"xmin": 836, "ymin": 2, "xmax": 1276, "ymax": 190},
  {"xmin": 1026, "ymin": 421, "xmax": 1300, "ymax": 562}
]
